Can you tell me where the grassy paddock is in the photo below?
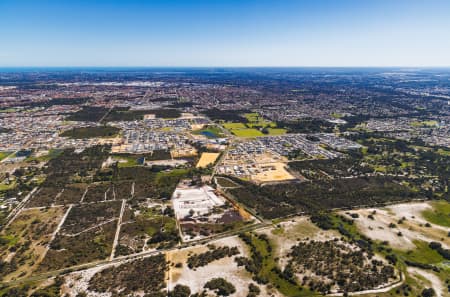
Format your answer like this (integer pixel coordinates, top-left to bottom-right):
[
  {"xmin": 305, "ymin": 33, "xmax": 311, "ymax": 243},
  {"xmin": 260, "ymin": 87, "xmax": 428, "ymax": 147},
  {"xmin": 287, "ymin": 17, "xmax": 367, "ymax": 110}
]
[
  {"xmin": 395, "ymin": 240, "xmax": 445, "ymax": 264},
  {"xmin": 422, "ymin": 200, "xmax": 450, "ymax": 227}
]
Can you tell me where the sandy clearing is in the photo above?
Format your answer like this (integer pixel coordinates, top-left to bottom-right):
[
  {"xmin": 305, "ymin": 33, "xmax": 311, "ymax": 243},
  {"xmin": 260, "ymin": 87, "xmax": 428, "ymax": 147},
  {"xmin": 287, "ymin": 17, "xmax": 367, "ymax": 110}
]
[
  {"xmin": 259, "ymin": 217, "xmax": 340, "ymax": 268},
  {"xmin": 407, "ymin": 267, "xmax": 445, "ymax": 297},
  {"xmin": 342, "ymin": 202, "xmax": 450, "ymax": 250},
  {"xmin": 252, "ymin": 162, "xmax": 295, "ymax": 183},
  {"xmin": 196, "ymin": 152, "xmax": 220, "ymax": 168},
  {"xmin": 345, "ymin": 208, "xmax": 416, "ymax": 250},
  {"xmin": 167, "ymin": 236, "xmax": 281, "ymax": 297},
  {"xmin": 62, "ymin": 265, "xmax": 111, "ymax": 297},
  {"xmin": 388, "ymin": 202, "xmax": 450, "ymax": 232}
]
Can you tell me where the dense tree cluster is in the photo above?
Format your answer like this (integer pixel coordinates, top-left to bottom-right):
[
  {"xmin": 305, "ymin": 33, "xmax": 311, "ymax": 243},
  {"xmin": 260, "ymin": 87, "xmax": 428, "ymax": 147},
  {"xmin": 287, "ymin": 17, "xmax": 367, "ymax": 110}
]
[
  {"xmin": 276, "ymin": 118, "xmax": 334, "ymax": 133},
  {"xmin": 28, "ymin": 145, "xmax": 111, "ymax": 207},
  {"xmin": 112, "ymin": 166, "xmax": 190, "ymax": 201},
  {"xmin": 60, "ymin": 200, "xmax": 121, "ymax": 234},
  {"xmin": 202, "ymin": 108, "xmax": 250, "ymax": 122},
  {"xmin": 60, "ymin": 126, "xmax": 120, "ymax": 139},
  {"xmin": 428, "ymin": 242, "xmax": 450, "ymax": 260},
  {"xmin": 228, "ymin": 176, "xmax": 418, "ymax": 219},
  {"xmin": 289, "ymin": 157, "xmax": 371, "ymax": 180},
  {"xmin": 66, "ymin": 106, "xmax": 109, "ymax": 122},
  {"xmin": 187, "ymin": 245, "xmax": 239, "ymax": 269},
  {"xmin": 247, "ymin": 283, "xmax": 261, "ymax": 297},
  {"xmin": 88, "ymin": 254, "xmax": 166, "ymax": 296},
  {"xmin": 203, "ymin": 277, "xmax": 236, "ymax": 296},
  {"xmin": 288, "ymin": 239, "xmax": 396, "ymax": 294},
  {"xmin": 103, "ymin": 107, "xmax": 181, "ymax": 121},
  {"xmin": 169, "ymin": 284, "xmax": 191, "ymax": 297},
  {"xmin": 40, "ymin": 221, "xmax": 116, "ymax": 271}
]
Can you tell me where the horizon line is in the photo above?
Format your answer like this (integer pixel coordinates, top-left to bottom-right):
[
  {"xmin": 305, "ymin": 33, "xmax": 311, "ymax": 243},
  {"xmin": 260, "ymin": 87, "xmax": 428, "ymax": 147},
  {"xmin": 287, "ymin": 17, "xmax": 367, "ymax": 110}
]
[{"xmin": 1, "ymin": 65, "xmax": 450, "ymax": 69}]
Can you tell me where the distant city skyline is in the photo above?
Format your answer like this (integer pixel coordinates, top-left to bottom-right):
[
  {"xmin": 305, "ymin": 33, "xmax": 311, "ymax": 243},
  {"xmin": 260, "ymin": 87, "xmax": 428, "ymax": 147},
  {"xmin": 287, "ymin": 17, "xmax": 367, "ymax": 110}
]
[{"xmin": 1, "ymin": 0, "xmax": 450, "ymax": 67}]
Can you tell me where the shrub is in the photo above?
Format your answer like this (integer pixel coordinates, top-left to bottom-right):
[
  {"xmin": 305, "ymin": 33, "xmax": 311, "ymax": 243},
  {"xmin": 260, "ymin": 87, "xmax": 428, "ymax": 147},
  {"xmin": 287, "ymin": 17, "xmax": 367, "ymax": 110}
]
[{"xmin": 204, "ymin": 278, "xmax": 236, "ymax": 296}]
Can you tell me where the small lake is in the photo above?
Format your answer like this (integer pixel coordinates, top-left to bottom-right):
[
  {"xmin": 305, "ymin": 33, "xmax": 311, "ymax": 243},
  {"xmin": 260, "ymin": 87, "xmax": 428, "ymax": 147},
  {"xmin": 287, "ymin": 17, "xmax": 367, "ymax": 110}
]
[{"xmin": 201, "ymin": 131, "xmax": 216, "ymax": 138}]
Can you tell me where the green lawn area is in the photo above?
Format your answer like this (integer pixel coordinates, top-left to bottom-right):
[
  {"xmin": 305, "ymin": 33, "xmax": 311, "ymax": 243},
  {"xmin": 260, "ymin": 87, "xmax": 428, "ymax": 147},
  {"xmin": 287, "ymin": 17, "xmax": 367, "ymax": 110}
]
[
  {"xmin": 410, "ymin": 120, "xmax": 438, "ymax": 128},
  {"xmin": 222, "ymin": 113, "xmax": 284, "ymax": 137},
  {"xmin": 422, "ymin": 200, "xmax": 450, "ymax": 227},
  {"xmin": 244, "ymin": 112, "xmax": 260, "ymax": 122},
  {"xmin": 331, "ymin": 112, "xmax": 343, "ymax": 118},
  {"xmin": 222, "ymin": 122, "xmax": 247, "ymax": 130},
  {"xmin": 267, "ymin": 128, "xmax": 287, "ymax": 135},
  {"xmin": 0, "ymin": 180, "xmax": 16, "ymax": 191},
  {"xmin": 244, "ymin": 113, "xmax": 276, "ymax": 128},
  {"xmin": 0, "ymin": 108, "xmax": 17, "ymax": 113},
  {"xmin": 222, "ymin": 122, "xmax": 264, "ymax": 137},
  {"xmin": 112, "ymin": 155, "xmax": 139, "ymax": 167},
  {"xmin": 231, "ymin": 128, "xmax": 264, "ymax": 137},
  {"xmin": 60, "ymin": 126, "xmax": 121, "ymax": 139}
]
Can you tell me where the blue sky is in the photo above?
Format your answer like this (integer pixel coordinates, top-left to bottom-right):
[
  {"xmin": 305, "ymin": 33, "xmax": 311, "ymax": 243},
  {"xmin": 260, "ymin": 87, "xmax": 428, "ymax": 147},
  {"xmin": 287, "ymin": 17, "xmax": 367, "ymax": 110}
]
[{"xmin": 1, "ymin": 0, "xmax": 449, "ymax": 67}]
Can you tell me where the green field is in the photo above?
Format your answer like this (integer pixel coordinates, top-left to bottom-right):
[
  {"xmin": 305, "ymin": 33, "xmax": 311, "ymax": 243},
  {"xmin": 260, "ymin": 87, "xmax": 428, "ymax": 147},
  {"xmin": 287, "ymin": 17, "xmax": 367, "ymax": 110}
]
[
  {"xmin": 231, "ymin": 128, "xmax": 264, "ymax": 137},
  {"xmin": 222, "ymin": 122, "xmax": 263, "ymax": 137},
  {"xmin": 396, "ymin": 240, "xmax": 445, "ymax": 264},
  {"xmin": 0, "ymin": 108, "xmax": 17, "ymax": 113},
  {"xmin": 60, "ymin": 126, "xmax": 121, "ymax": 139},
  {"xmin": 410, "ymin": 120, "xmax": 438, "ymax": 128},
  {"xmin": 244, "ymin": 113, "xmax": 277, "ymax": 128},
  {"xmin": 0, "ymin": 152, "xmax": 12, "ymax": 161},
  {"xmin": 422, "ymin": 200, "xmax": 450, "ymax": 227},
  {"xmin": 244, "ymin": 112, "xmax": 260, "ymax": 122},
  {"xmin": 27, "ymin": 149, "xmax": 64, "ymax": 162},
  {"xmin": 222, "ymin": 122, "xmax": 247, "ymax": 130},
  {"xmin": 113, "ymin": 155, "xmax": 139, "ymax": 167},
  {"xmin": 222, "ymin": 113, "xmax": 286, "ymax": 137},
  {"xmin": 0, "ymin": 180, "xmax": 16, "ymax": 191},
  {"xmin": 266, "ymin": 128, "xmax": 287, "ymax": 135}
]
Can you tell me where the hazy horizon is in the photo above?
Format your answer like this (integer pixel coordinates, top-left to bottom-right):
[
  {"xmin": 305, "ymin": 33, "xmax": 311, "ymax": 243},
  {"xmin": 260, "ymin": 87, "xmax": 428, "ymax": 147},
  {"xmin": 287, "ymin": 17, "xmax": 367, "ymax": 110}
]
[{"xmin": 1, "ymin": 0, "xmax": 450, "ymax": 67}]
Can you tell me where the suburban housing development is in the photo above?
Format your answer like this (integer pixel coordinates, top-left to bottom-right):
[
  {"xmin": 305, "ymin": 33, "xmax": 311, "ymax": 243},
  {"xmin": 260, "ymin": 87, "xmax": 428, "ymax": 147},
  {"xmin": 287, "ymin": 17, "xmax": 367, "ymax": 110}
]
[{"xmin": 0, "ymin": 68, "xmax": 449, "ymax": 297}]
